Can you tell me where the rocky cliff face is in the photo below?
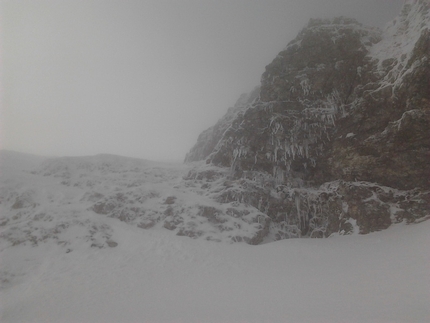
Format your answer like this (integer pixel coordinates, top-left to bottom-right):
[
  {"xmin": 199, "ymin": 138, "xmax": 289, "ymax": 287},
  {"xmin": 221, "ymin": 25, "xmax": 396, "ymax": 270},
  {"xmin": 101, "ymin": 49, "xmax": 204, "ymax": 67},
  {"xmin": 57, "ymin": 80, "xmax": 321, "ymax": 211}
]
[
  {"xmin": 186, "ymin": 0, "xmax": 430, "ymax": 239},
  {"xmin": 185, "ymin": 86, "xmax": 260, "ymax": 163}
]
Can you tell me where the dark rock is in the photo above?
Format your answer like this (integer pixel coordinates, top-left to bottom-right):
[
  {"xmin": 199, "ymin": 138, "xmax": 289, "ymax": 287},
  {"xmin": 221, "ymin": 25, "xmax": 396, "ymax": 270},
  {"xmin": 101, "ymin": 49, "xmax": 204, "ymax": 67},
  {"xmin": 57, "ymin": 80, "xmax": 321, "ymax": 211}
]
[
  {"xmin": 137, "ymin": 220, "xmax": 156, "ymax": 229},
  {"xmin": 198, "ymin": 206, "xmax": 226, "ymax": 224},
  {"xmin": 244, "ymin": 215, "xmax": 271, "ymax": 245},
  {"xmin": 164, "ymin": 196, "xmax": 177, "ymax": 205},
  {"xmin": 106, "ymin": 240, "xmax": 118, "ymax": 248},
  {"xmin": 163, "ymin": 219, "xmax": 178, "ymax": 231}
]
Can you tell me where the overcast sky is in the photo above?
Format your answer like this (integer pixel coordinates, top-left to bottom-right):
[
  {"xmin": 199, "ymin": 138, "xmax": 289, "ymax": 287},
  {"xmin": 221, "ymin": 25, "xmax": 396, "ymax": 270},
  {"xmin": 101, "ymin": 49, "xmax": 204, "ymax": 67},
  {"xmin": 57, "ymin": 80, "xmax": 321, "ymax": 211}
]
[{"xmin": 1, "ymin": 0, "xmax": 405, "ymax": 161}]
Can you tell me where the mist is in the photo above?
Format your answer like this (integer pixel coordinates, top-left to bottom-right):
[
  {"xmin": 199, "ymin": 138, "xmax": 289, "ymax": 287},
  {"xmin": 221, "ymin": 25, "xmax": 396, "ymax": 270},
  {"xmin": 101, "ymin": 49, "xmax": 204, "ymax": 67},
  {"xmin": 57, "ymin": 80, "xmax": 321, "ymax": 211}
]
[{"xmin": 1, "ymin": 0, "xmax": 404, "ymax": 161}]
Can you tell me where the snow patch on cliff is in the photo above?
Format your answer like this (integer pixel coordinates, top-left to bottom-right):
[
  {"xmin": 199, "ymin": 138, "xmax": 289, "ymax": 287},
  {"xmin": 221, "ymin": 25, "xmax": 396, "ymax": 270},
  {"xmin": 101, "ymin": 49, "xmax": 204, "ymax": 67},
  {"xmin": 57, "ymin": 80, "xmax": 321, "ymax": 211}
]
[{"xmin": 369, "ymin": 0, "xmax": 430, "ymax": 90}]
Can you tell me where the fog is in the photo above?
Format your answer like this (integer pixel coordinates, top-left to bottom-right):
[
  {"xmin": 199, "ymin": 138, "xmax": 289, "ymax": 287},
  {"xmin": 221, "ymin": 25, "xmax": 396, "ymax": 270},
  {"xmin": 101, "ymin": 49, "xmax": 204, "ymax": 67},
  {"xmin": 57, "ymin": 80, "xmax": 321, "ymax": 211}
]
[{"xmin": 1, "ymin": 0, "xmax": 404, "ymax": 161}]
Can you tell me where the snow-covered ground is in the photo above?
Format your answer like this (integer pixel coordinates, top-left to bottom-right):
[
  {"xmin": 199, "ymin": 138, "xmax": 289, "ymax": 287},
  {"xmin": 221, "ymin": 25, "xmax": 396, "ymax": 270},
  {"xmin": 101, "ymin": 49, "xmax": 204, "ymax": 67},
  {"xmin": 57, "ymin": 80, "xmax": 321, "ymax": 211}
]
[
  {"xmin": 0, "ymin": 150, "xmax": 429, "ymax": 322},
  {"xmin": 1, "ymin": 215, "xmax": 429, "ymax": 323}
]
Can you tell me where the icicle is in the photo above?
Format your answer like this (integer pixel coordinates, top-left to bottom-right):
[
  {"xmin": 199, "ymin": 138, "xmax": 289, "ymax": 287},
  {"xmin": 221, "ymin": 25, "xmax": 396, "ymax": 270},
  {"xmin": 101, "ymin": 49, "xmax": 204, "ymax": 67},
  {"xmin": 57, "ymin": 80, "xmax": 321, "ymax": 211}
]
[
  {"xmin": 285, "ymin": 142, "xmax": 291, "ymax": 157},
  {"xmin": 295, "ymin": 194, "xmax": 301, "ymax": 219},
  {"xmin": 233, "ymin": 148, "xmax": 239, "ymax": 161},
  {"xmin": 304, "ymin": 140, "xmax": 309, "ymax": 158},
  {"xmin": 298, "ymin": 145, "xmax": 304, "ymax": 157},
  {"xmin": 300, "ymin": 79, "xmax": 310, "ymax": 96},
  {"xmin": 328, "ymin": 114, "xmax": 335, "ymax": 126},
  {"xmin": 258, "ymin": 197, "xmax": 263, "ymax": 211}
]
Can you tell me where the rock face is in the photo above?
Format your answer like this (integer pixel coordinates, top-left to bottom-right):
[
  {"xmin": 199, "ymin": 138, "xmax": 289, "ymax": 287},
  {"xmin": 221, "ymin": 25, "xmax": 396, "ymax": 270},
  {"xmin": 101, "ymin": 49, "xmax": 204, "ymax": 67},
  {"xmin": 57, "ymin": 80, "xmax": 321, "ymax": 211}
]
[
  {"xmin": 185, "ymin": 86, "xmax": 260, "ymax": 163},
  {"xmin": 186, "ymin": 0, "xmax": 430, "ymax": 238}
]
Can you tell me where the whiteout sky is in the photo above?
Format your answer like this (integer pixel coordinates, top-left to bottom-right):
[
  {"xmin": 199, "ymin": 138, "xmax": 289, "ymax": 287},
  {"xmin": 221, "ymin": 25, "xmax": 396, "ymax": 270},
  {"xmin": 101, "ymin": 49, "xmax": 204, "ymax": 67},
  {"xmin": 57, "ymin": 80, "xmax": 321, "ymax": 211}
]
[{"xmin": 1, "ymin": 0, "xmax": 404, "ymax": 161}]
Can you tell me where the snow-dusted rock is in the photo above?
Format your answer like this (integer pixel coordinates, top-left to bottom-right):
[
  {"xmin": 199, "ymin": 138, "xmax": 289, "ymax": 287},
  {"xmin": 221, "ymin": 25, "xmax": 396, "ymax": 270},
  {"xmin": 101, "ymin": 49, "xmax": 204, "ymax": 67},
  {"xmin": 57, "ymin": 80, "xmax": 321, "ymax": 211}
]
[
  {"xmin": 184, "ymin": 86, "xmax": 260, "ymax": 163},
  {"xmin": 186, "ymin": 0, "xmax": 430, "ymax": 238},
  {"xmin": 0, "ymin": 151, "xmax": 276, "ymax": 255}
]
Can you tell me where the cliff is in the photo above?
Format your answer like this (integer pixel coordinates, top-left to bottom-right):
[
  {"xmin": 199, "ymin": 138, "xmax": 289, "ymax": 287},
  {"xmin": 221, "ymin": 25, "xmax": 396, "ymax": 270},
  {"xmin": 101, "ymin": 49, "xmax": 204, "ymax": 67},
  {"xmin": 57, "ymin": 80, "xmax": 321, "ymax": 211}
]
[{"xmin": 185, "ymin": 0, "xmax": 430, "ymax": 238}]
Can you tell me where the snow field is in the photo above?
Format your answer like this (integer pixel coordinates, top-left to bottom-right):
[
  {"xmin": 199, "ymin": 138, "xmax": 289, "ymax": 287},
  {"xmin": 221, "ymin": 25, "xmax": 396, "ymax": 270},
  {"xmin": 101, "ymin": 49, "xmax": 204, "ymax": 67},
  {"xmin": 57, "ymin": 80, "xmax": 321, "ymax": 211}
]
[{"xmin": 1, "ymin": 218, "xmax": 429, "ymax": 323}]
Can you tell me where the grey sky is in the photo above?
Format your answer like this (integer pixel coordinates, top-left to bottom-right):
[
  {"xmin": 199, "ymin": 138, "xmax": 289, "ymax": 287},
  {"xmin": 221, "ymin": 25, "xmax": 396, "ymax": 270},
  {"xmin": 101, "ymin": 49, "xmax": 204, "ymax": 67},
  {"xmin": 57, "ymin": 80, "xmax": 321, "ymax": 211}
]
[{"xmin": 1, "ymin": 0, "xmax": 404, "ymax": 161}]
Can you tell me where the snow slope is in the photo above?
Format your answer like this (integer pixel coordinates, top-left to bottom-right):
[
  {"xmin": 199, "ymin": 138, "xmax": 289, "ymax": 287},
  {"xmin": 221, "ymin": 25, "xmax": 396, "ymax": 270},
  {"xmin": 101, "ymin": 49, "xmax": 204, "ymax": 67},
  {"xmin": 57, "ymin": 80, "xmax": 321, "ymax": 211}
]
[
  {"xmin": 0, "ymin": 150, "xmax": 272, "ymax": 248},
  {"xmin": 0, "ymin": 151, "xmax": 429, "ymax": 322},
  {"xmin": 1, "ymin": 215, "xmax": 429, "ymax": 323}
]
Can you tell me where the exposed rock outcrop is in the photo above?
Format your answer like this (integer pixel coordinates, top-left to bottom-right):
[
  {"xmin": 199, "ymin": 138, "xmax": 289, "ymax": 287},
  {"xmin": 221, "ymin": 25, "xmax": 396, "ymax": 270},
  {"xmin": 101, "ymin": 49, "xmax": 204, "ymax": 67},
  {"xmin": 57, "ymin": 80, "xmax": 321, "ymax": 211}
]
[
  {"xmin": 186, "ymin": 0, "xmax": 430, "ymax": 239},
  {"xmin": 185, "ymin": 86, "xmax": 260, "ymax": 163}
]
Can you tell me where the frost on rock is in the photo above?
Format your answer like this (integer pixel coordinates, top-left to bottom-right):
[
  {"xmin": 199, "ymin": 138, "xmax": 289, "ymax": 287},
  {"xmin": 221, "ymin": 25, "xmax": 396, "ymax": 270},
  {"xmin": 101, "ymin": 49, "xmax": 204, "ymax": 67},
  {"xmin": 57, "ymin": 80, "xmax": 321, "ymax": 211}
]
[
  {"xmin": 185, "ymin": 86, "xmax": 260, "ymax": 163},
  {"xmin": 0, "ymin": 152, "xmax": 277, "ymax": 251},
  {"xmin": 2, "ymin": 150, "xmax": 426, "ymax": 250},
  {"xmin": 367, "ymin": 0, "xmax": 430, "ymax": 95},
  {"xmin": 185, "ymin": 1, "xmax": 430, "ymax": 240}
]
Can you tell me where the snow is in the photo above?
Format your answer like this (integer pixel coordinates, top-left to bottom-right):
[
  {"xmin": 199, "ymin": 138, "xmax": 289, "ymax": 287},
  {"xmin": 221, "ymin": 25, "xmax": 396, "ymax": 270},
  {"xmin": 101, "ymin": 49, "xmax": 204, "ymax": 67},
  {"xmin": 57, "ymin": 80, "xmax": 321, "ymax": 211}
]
[
  {"xmin": 0, "ymin": 150, "xmax": 429, "ymax": 323},
  {"xmin": 1, "ymin": 217, "xmax": 429, "ymax": 323},
  {"xmin": 370, "ymin": 0, "xmax": 429, "ymax": 64},
  {"xmin": 368, "ymin": 0, "xmax": 430, "ymax": 92},
  {"xmin": 0, "ymin": 150, "xmax": 277, "ymax": 246},
  {"xmin": 346, "ymin": 133, "xmax": 355, "ymax": 138}
]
